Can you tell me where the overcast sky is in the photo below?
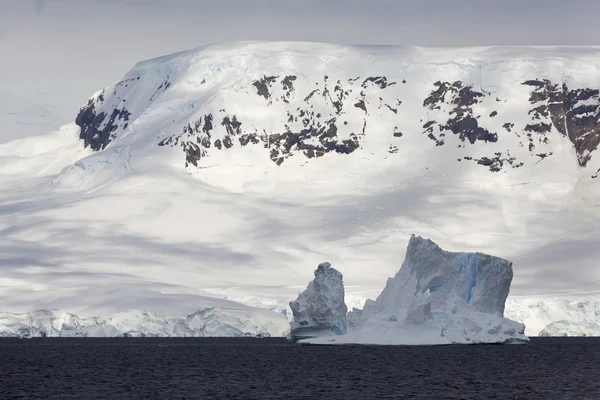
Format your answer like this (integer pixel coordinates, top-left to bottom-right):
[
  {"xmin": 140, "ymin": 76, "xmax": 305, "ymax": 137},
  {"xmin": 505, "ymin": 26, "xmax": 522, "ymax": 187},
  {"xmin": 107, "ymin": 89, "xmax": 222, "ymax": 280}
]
[{"xmin": 1, "ymin": 0, "xmax": 600, "ymax": 141}]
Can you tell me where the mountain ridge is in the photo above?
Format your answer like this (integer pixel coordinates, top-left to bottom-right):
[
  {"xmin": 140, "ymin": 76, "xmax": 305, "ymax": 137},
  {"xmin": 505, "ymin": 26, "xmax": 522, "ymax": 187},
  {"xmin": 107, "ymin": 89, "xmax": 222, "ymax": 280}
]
[{"xmin": 71, "ymin": 42, "xmax": 600, "ymax": 184}]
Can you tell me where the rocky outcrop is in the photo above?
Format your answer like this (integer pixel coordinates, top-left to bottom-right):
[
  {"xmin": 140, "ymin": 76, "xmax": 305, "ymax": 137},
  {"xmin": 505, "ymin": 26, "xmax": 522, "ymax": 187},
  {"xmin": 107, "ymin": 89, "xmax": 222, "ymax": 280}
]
[
  {"xmin": 522, "ymin": 80, "xmax": 600, "ymax": 167},
  {"xmin": 73, "ymin": 45, "xmax": 600, "ymax": 178}
]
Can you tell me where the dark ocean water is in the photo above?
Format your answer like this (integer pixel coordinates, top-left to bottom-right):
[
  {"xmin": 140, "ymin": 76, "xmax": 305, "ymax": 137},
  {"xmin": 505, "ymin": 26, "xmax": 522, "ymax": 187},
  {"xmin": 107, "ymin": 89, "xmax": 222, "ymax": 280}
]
[{"xmin": 1, "ymin": 337, "xmax": 599, "ymax": 400}]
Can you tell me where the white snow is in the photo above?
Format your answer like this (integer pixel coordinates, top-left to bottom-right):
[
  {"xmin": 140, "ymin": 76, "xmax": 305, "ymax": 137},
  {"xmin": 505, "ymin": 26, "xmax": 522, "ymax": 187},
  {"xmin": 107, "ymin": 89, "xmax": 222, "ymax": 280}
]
[
  {"xmin": 1, "ymin": 42, "xmax": 600, "ymax": 336},
  {"xmin": 303, "ymin": 235, "xmax": 528, "ymax": 345},
  {"xmin": 289, "ymin": 262, "xmax": 347, "ymax": 339}
]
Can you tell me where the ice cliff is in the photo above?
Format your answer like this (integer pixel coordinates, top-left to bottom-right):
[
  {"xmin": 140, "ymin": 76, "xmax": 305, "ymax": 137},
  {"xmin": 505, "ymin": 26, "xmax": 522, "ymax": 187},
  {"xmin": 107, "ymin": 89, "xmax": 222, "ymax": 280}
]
[
  {"xmin": 505, "ymin": 297, "xmax": 600, "ymax": 336},
  {"xmin": 539, "ymin": 320, "xmax": 600, "ymax": 337},
  {"xmin": 289, "ymin": 262, "xmax": 348, "ymax": 339},
  {"xmin": 304, "ymin": 235, "xmax": 528, "ymax": 345},
  {"xmin": 0, "ymin": 307, "xmax": 288, "ymax": 338}
]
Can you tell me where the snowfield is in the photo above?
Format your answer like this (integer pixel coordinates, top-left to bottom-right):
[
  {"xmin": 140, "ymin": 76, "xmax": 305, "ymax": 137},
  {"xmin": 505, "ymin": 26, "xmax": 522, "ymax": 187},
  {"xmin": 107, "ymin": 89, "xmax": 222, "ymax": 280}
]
[{"xmin": 1, "ymin": 42, "xmax": 600, "ymax": 337}]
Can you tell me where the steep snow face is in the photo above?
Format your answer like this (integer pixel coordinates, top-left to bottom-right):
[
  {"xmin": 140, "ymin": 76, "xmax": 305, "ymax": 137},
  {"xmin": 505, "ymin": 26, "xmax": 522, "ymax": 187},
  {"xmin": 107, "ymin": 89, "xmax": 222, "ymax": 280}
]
[
  {"xmin": 0, "ymin": 307, "xmax": 288, "ymax": 338},
  {"xmin": 3, "ymin": 43, "xmax": 600, "ymax": 325},
  {"xmin": 305, "ymin": 235, "xmax": 527, "ymax": 345},
  {"xmin": 290, "ymin": 262, "xmax": 347, "ymax": 338}
]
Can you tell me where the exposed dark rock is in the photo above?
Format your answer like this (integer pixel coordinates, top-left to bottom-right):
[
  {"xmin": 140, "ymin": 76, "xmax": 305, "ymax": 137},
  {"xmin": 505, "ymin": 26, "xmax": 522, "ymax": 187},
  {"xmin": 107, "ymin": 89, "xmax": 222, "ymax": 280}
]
[
  {"xmin": 222, "ymin": 116, "xmax": 242, "ymax": 137},
  {"xmin": 203, "ymin": 114, "xmax": 213, "ymax": 135},
  {"xmin": 443, "ymin": 114, "xmax": 497, "ymax": 144},
  {"xmin": 536, "ymin": 152, "xmax": 553, "ymax": 160},
  {"xmin": 423, "ymin": 81, "xmax": 496, "ymax": 145},
  {"xmin": 304, "ymin": 89, "xmax": 319, "ymax": 102},
  {"xmin": 182, "ymin": 142, "xmax": 204, "ymax": 167},
  {"xmin": 525, "ymin": 123, "xmax": 552, "ymax": 134},
  {"xmin": 75, "ymin": 99, "xmax": 131, "ymax": 151},
  {"xmin": 354, "ymin": 100, "xmax": 367, "ymax": 113},
  {"xmin": 529, "ymin": 105, "xmax": 549, "ymax": 120},
  {"xmin": 385, "ymin": 104, "xmax": 398, "ymax": 114},
  {"xmin": 150, "ymin": 76, "xmax": 171, "ymax": 101},
  {"xmin": 474, "ymin": 152, "xmax": 523, "ymax": 172},
  {"xmin": 362, "ymin": 77, "xmax": 395, "ymax": 89},
  {"xmin": 489, "ymin": 111, "xmax": 498, "ymax": 118},
  {"xmin": 253, "ymin": 75, "xmax": 278, "ymax": 100},
  {"xmin": 281, "ymin": 75, "xmax": 297, "ymax": 102},
  {"xmin": 239, "ymin": 133, "xmax": 260, "ymax": 146},
  {"xmin": 523, "ymin": 80, "xmax": 600, "ymax": 166},
  {"xmin": 503, "ymin": 123, "xmax": 514, "ymax": 132},
  {"xmin": 282, "ymin": 75, "xmax": 296, "ymax": 92}
]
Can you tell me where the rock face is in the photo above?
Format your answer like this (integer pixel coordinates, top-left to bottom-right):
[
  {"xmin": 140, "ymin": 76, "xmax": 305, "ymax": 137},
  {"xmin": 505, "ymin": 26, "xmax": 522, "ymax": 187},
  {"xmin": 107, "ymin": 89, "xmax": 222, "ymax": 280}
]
[
  {"xmin": 289, "ymin": 262, "xmax": 348, "ymax": 339},
  {"xmin": 303, "ymin": 235, "xmax": 528, "ymax": 345}
]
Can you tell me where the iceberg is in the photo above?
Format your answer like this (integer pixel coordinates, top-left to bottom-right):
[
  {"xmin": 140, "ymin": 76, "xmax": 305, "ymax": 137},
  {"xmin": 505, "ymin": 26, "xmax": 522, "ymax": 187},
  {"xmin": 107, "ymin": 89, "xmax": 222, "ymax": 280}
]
[
  {"xmin": 289, "ymin": 262, "xmax": 348, "ymax": 339},
  {"xmin": 303, "ymin": 235, "xmax": 529, "ymax": 345}
]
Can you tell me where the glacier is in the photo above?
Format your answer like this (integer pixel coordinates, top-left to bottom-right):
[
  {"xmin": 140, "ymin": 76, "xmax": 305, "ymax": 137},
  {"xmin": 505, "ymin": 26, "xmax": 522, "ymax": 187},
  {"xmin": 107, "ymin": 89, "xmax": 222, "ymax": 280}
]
[
  {"xmin": 539, "ymin": 320, "xmax": 600, "ymax": 337},
  {"xmin": 1, "ymin": 42, "xmax": 600, "ymax": 334},
  {"xmin": 289, "ymin": 262, "xmax": 347, "ymax": 339},
  {"xmin": 0, "ymin": 307, "xmax": 289, "ymax": 338},
  {"xmin": 303, "ymin": 235, "xmax": 528, "ymax": 345},
  {"xmin": 505, "ymin": 297, "xmax": 600, "ymax": 336}
]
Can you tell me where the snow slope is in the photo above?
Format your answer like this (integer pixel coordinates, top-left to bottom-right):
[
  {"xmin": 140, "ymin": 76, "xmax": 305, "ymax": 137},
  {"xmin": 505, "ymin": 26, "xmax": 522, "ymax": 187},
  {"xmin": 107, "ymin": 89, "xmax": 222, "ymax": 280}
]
[{"xmin": 2, "ymin": 42, "xmax": 600, "ymax": 335}]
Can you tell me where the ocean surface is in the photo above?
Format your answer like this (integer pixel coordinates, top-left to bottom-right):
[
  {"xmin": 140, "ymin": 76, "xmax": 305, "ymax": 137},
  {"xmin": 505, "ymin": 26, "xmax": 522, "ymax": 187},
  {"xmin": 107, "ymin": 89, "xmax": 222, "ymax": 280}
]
[{"xmin": 1, "ymin": 337, "xmax": 599, "ymax": 399}]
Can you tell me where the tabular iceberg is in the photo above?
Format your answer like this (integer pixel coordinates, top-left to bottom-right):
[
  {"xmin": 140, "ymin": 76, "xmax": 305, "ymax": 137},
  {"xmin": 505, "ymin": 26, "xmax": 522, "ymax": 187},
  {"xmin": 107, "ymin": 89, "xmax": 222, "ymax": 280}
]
[
  {"xmin": 289, "ymin": 262, "xmax": 348, "ymax": 339},
  {"xmin": 303, "ymin": 235, "xmax": 528, "ymax": 345}
]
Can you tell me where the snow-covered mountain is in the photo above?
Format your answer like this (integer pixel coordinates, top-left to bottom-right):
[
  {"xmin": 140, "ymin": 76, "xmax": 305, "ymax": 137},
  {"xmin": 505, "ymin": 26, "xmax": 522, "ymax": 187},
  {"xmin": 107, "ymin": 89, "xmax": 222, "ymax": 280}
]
[{"xmin": 2, "ymin": 42, "xmax": 600, "ymax": 336}]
